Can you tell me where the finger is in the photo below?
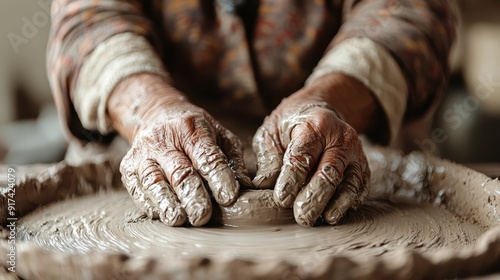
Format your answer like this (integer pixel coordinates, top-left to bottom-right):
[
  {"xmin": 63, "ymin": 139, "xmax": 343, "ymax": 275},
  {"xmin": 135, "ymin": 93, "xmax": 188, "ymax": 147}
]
[
  {"xmin": 323, "ymin": 164, "xmax": 363, "ymax": 225},
  {"xmin": 293, "ymin": 149, "xmax": 348, "ymax": 226},
  {"xmin": 274, "ymin": 125, "xmax": 324, "ymax": 208},
  {"xmin": 138, "ymin": 158, "xmax": 186, "ymax": 226},
  {"xmin": 252, "ymin": 124, "xmax": 284, "ymax": 188},
  {"xmin": 120, "ymin": 159, "xmax": 159, "ymax": 219},
  {"xmin": 184, "ymin": 125, "xmax": 240, "ymax": 206},
  {"xmin": 156, "ymin": 150, "xmax": 212, "ymax": 226},
  {"xmin": 352, "ymin": 163, "xmax": 370, "ymax": 210},
  {"xmin": 217, "ymin": 127, "xmax": 253, "ymax": 188}
]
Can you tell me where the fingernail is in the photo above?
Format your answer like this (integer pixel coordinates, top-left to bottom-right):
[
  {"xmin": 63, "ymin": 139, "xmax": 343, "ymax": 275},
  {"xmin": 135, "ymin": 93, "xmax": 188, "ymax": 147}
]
[
  {"xmin": 274, "ymin": 190, "xmax": 295, "ymax": 208},
  {"xmin": 218, "ymin": 187, "xmax": 237, "ymax": 206},
  {"xmin": 163, "ymin": 207, "xmax": 186, "ymax": 226},
  {"xmin": 296, "ymin": 216, "xmax": 315, "ymax": 227},
  {"xmin": 328, "ymin": 209, "xmax": 343, "ymax": 224},
  {"xmin": 296, "ymin": 212, "xmax": 316, "ymax": 227},
  {"xmin": 189, "ymin": 204, "xmax": 212, "ymax": 227},
  {"xmin": 294, "ymin": 201, "xmax": 316, "ymax": 227},
  {"xmin": 219, "ymin": 188, "xmax": 229, "ymax": 200},
  {"xmin": 252, "ymin": 170, "xmax": 279, "ymax": 189},
  {"xmin": 210, "ymin": 167, "xmax": 239, "ymax": 205}
]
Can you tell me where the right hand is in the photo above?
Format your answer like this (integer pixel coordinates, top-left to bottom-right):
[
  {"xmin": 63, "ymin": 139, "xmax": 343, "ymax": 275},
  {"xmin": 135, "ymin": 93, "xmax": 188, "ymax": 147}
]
[{"xmin": 109, "ymin": 74, "xmax": 251, "ymax": 226}]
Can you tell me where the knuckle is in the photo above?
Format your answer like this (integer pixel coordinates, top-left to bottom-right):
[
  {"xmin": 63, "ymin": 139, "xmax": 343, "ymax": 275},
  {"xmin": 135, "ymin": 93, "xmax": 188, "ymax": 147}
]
[
  {"xmin": 176, "ymin": 115, "xmax": 210, "ymax": 142},
  {"xmin": 343, "ymin": 124, "xmax": 358, "ymax": 137},
  {"xmin": 180, "ymin": 112, "xmax": 199, "ymax": 126},
  {"xmin": 343, "ymin": 177, "xmax": 360, "ymax": 196},
  {"xmin": 170, "ymin": 165, "xmax": 196, "ymax": 187},
  {"xmin": 196, "ymin": 145, "xmax": 227, "ymax": 167},
  {"xmin": 319, "ymin": 163, "xmax": 342, "ymax": 186},
  {"xmin": 347, "ymin": 163, "xmax": 363, "ymax": 177},
  {"xmin": 139, "ymin": 163, "xmax": 164, "ymax": 188},
  {"xmin": 339, "ymin": 125, "xmax": 359, "ymax": 146},
  {"xmin": 286, "ymin": 150, "xmax": 313, "ymax": 174},
  {"xmin": 194, "ymin": 116, "xmax": 216, "ymax": 135},
  {"xmin": 177, "ymin": 175, "xmax": 204, "ymax": 200},
  {"xmin": 325, "ymin": 149, "xmax": 349, "ymax": 168}
]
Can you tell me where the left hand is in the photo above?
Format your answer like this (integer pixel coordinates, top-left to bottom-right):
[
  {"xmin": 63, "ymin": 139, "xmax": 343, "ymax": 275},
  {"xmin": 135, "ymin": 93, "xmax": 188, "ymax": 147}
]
[{"xmin": 252, "ymin": 87, "xmax": 371, "ymax": 227}]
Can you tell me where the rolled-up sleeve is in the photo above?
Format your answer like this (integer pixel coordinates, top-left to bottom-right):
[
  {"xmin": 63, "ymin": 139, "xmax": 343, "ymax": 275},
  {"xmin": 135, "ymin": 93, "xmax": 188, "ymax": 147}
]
[
  {"xmin": 47, "ymin": 0, "xmax": 168, "ymax": 142},
  {"xmin": 306, "ymin": 0, "xmax": 458, "ymax": 144}
]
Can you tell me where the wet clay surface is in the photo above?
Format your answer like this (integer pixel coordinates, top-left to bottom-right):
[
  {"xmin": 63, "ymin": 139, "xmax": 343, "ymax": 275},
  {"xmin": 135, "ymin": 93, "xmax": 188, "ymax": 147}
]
[
  {"xmin": 213, "ymin": 190, "xmax": 296, "ymax": 227},
  {"xmin": 17, "ymin": 190, "xmax": 485, "ymax": 262},
  {"xmin": 2, "ymin": 144, "xmax": 500, "ymax": 279}
]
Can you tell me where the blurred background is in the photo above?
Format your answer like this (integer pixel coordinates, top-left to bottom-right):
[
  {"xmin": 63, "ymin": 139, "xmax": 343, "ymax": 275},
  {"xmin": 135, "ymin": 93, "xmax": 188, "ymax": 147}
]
[
  {"xmin": 0, "ymin": 1, "xmax": 498, "ymax": 175},
  {"xmin": 0, "ymin": 0, "xmax": 66, "ymax": 164}
]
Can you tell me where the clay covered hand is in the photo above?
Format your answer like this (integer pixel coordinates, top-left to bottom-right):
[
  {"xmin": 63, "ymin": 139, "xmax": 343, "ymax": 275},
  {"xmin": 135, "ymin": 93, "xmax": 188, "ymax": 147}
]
[
  {"xmin": 119, "ymin": 100, "xmax": 252, "ymax": 227},
  {"xmin": 252, "ymin": 95, "xmax": 370, "ymax": 227}
]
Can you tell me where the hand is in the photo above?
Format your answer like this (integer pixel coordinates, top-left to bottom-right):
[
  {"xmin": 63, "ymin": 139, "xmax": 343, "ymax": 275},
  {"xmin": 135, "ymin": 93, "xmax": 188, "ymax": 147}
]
[
  {"xmin": 109, "ymin": 74, "xmax": 251, "ymax": 226},
  {"xmin": 252, "ymin": 74, "xmax": 378, "ymax": 227}
]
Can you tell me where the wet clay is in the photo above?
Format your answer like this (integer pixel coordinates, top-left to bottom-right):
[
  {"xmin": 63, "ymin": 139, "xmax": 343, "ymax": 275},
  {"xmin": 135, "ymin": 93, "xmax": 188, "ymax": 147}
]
[
  {"xmin": 14, "ymin": 190, "xmax": 487, "ymax": 260},
  {"xmin": 1, "ymin": 145, "xmax": 500, "ymax": 279},
  {"xmin": 213, "ymin": 190, "xmax": 295, "ymax": 227}
]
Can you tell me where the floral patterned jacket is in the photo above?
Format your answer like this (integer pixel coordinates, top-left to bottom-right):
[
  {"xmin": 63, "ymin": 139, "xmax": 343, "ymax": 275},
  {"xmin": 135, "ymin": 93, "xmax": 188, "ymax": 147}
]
[{"xmin": 47, "ymin": 0, "xmax": 457, "ymax": 144}]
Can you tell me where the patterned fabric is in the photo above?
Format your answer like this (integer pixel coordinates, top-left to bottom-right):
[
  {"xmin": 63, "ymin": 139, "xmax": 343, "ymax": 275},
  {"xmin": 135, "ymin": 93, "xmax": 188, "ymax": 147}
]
[{"xmin": 47, "ymin": 0, "xmax": 457, "ymax": 142}]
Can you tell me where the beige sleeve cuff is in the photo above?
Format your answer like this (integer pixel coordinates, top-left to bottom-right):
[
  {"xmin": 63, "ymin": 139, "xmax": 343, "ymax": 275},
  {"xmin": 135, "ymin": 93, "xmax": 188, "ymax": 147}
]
[
  {"xmin": 73, "ymin": 32, "xmax": 169, "ymax": 134},
  {"xmin": 305, "ymin": 38, "xmax": 408, "ymax": 145}
]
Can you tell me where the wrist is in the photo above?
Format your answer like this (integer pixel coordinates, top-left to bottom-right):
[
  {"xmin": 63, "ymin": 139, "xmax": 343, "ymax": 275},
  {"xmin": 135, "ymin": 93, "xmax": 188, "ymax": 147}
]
[
  {"xmin": 107, "ymin": 73, "xmax": 188, "ymax": 142},
  {"xmin": 296, "ymin": 73, "xmax": 386, "ymax": 134}
]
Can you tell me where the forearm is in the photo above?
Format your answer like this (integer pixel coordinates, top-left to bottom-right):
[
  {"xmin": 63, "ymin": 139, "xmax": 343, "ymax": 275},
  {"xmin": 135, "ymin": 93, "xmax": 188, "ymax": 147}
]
[{"xmin": 47, "ymin": 0, "xmax": 160, "ymax": 141}]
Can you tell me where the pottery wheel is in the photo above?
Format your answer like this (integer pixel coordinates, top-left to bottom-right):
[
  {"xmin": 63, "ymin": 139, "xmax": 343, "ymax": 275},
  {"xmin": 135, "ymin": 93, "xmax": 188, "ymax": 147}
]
[
  {"xmin": 17, "ymin": 190, "xmax": 484, "ymax": 263},
  {"xmin": 2, "ymin": 145, "xmax": 500, "ymax": 279}
]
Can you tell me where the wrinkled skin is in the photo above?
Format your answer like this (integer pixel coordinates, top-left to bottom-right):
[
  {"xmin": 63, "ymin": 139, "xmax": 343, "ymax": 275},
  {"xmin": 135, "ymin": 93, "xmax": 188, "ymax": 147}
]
[
  {"xmin": 253, "ymin": 89, "xmax": 371, "ymax": 227},
  {"xmin": 121, "ymin": 103, "xmax": 253, "ymax": 226},
  {"xmin": 111, "ymin": 73, "xmax": 380, "ymax": 228},
  {"xmin": 109, "ymin": 74, "xmax": 252, "ymax": 226}
]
